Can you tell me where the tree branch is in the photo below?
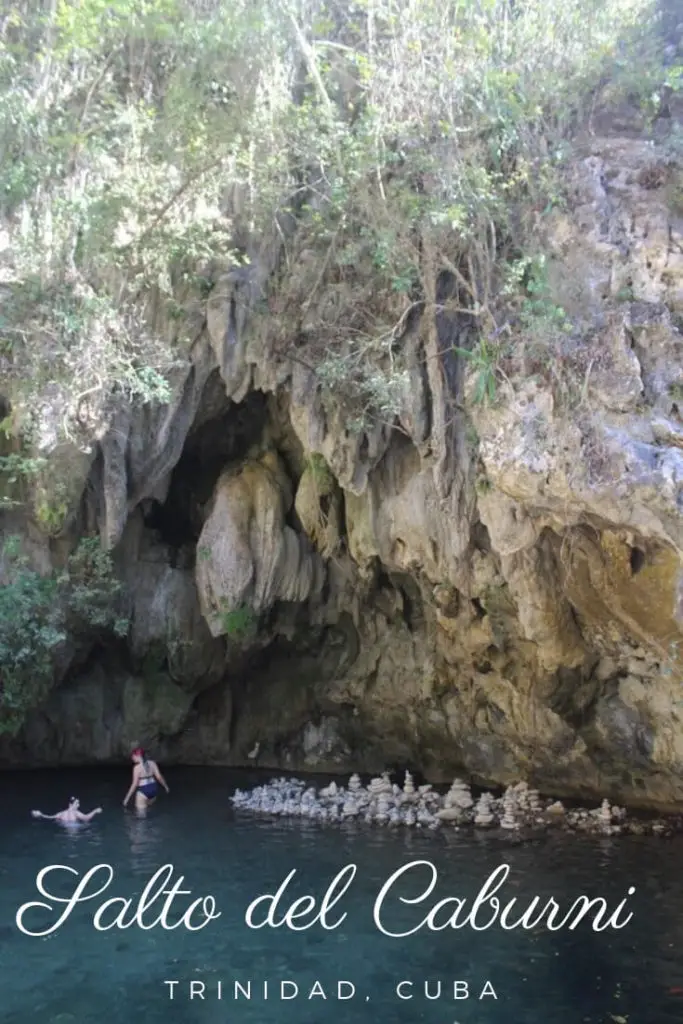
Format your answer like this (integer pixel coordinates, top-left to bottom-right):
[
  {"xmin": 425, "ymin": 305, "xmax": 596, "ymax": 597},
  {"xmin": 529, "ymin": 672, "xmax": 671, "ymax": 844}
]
[{"xmin": 117, "ymin": 156, "xmax": 225, "ymax": 255}]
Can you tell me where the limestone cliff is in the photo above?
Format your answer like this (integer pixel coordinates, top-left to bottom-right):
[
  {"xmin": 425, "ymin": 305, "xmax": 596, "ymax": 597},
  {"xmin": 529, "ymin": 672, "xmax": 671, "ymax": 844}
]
[{"xmin": 3, "ymin": 88, "xmax": 683, "ymax": 812}]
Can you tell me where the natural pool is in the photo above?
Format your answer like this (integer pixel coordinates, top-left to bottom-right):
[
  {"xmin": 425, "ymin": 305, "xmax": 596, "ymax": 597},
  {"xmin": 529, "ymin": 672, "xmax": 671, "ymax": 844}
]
[{"xmin": 1, "ymin": 766, "xmax": 682, "ymax": 1024}]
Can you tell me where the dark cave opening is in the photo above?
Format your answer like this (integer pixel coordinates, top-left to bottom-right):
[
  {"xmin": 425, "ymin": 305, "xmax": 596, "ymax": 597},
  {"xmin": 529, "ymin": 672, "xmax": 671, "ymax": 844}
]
[
  {"xmin": 471, "ymin": 519, "xmax": 492, "ymax": 553},
  {"xmin": 629, "ymin": 546, "xmax": 646, "ymax": 575},
  {"xmin": 142, "ymin": 496, "xmax": 194, "ymax": 550},
  {"xmin": 143, "ymin": 373, "xmax": 269, "ymax": 552}
]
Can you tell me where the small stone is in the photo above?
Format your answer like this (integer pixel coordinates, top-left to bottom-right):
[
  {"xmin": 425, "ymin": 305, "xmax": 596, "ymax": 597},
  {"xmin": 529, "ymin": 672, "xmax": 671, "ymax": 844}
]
[
  {"xmin": 626, "ymin": 658, "xmax": 649, "ymax": 677},
  {"xmin": 595, "ymin": 657, "xmax": 617, "ymax": 681}
]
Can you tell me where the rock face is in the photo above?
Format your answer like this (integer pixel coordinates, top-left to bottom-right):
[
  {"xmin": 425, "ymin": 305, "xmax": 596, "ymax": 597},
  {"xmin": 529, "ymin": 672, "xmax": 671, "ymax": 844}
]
[
  {"xmin": 3, "ymin": 122, "xmax": 683, "ymax": 812},
  {"xmin": 4, "ymin": 664, "xmax": 194, "ymax": 766},
  {"xmin": 195, "ymin": 451, "xmax": 324, "ymax": 635},
  {"xmin": 122, "ymin": 511, "xmax": 227, "ymax": 689}
]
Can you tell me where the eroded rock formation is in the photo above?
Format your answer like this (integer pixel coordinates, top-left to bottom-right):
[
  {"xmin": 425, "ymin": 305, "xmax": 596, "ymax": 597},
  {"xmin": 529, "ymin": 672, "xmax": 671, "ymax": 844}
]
[{"xmin": 3, "ymin": 117, "xmax": 683, "ymax": 812}]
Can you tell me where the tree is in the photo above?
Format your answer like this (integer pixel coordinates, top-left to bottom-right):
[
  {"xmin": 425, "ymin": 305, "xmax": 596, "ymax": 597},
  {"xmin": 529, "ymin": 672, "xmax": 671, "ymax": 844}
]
[
  {"xmin": 0, "ymin": 537, "xmax": 128, "ymax": 733},
  {"xmin": 0, "ymin": 0, "xmax": 669, "ymax": 435}
]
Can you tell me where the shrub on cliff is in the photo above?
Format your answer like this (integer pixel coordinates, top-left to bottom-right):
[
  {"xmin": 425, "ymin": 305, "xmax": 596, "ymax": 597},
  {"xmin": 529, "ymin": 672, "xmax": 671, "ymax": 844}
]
[
  {"xmin": 0, "ymin": 0, "xmax": 670, "ymax": 433},
  {"xmin": 0, "ymin": 537, "xmax": 128, "ymax": 734}
]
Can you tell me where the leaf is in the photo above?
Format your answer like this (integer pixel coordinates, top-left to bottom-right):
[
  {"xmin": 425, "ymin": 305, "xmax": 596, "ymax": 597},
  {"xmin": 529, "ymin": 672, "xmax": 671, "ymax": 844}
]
[
  {"xmin": 474, "ymin": 371, "xmax": 488, "ymax": 404},
  {"xmin": 486, "ymin": 370, "xmax": 496, "ymax": 400}
]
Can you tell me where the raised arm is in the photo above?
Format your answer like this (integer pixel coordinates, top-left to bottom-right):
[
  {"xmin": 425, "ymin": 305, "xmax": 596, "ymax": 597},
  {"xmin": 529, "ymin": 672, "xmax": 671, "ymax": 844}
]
[
  {"xmin": 153, "ymin": 762, "xmax": 170, "ymax": 794},
  {"xmin": 123, "ymin": 764, "xmax": 140, "ymax": 807},
  {"xmin": 31, "ymin": 810, "xmax": 56, "ymax": 820},
  {"xmin": 77, "ymin": 807, "xmax": 103, "ymax": 822}
]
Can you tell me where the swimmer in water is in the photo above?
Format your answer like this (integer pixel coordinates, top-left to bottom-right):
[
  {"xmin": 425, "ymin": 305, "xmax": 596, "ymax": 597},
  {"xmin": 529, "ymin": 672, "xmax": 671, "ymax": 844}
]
[
  {"xmin": 123, "ymin": 747, "xmax": 169, "ymax": 812},
  {"xmin": 31, "ymin": 797, "xmax": 102, "ymax": 824}
]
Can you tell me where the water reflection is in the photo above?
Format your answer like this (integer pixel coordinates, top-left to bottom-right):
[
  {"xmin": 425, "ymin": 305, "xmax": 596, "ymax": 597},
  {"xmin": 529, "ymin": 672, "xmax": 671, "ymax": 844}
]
[
  {"xmin": 124, "ymin": 811, "xmax": 165, "ymax": 874},
  {"xmin": 54, "ymin": 822, "xmax": 104, "ymax": 861},
  {"xmin": 596, "ymin": 836, "xmax": 617, "ymax": 867}
]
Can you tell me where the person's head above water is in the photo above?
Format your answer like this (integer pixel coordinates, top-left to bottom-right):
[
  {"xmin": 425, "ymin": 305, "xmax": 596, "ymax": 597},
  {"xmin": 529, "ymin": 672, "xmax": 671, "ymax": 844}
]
[
  {"xmin": 131, "ymin": 747, "xmax": 145, "ymax": 763},
  {"xmin": 68, "ymin": 796, "xmax": 80, "ymax": 809}
]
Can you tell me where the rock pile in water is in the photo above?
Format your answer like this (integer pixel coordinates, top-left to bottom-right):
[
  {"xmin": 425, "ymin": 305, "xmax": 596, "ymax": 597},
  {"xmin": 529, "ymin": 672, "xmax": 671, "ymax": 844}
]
[
  {"xmin": 474, "ymin": 792, "xmax": 495, "ymax": 827},
  {"xmin": 437, "ymin": 778, "xmax": 474, "ymax": 823},
  {"xmin": 230, "ymin": 772, "xmax": 680, "ymax": 837}
]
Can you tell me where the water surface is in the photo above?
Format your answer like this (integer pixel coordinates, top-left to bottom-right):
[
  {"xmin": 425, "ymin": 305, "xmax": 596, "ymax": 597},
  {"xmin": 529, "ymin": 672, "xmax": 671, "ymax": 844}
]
[{"xmin": 1, "ymin": 767, "xmax": 682, "ymax": 1023}]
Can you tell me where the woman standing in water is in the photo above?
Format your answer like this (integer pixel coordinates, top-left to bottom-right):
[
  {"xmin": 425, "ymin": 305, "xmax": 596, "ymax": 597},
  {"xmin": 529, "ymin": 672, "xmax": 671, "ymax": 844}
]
[{"xmin": 123, "ymin": 747, "xmax": 170, "ymax": 812}]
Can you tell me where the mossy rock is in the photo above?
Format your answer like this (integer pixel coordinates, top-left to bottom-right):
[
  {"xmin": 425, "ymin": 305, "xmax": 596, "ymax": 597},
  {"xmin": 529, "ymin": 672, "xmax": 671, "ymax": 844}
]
[
  {"xmin": 294, "ymin": 454, "xmax": 342, "ymax": 558},
  {"xmin": 306, "ymin": 453, "xmax": 336, "ymax": 493},
  {"xmin": 121, "ymin": 672, "xmax": 193, "ymax": 748}
]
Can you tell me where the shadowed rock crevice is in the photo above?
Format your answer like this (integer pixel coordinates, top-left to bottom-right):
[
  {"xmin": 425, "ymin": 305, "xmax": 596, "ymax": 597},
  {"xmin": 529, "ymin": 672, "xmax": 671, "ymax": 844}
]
[{"xmin": 142, "ymin": 381, "xmax": 269, "ymax": 555}]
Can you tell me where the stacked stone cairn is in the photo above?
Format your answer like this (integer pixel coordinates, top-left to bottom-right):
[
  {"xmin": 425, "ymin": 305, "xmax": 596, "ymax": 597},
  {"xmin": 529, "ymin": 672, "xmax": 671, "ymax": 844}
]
[
  {"xmin": 229, "ymin": 773, "xmax": 679, "ymax": 837},
  {"xmin": 513, "ymin": 781, "xmax": 542, "ymax": 821},
  {"xmin": 598, "ymin": 798, "xmax": 614, "ymax": 831},
  {"xmin": 402, "ymin": 771, "xmax": 417, "ymax": 800},
  {"xmin": 437, "ymin": 778, "xmax": 474, "ymax": 823},
  {"xmin": 473, "ymin": 792, "xmax": 495, "ymax": 826},
  {"xmin": 500, "ymin": 786, "xmax": 521, "ymax": 830}
]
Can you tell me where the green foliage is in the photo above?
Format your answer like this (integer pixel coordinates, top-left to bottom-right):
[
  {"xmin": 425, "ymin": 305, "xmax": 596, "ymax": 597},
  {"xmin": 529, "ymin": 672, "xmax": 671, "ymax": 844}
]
[
  {"xmin": 608, "ymin": 30, "xmax": 683, "ymax": 119},
  {"xmin": 0, "ymin": 0, "xmax": 263, "ymax": 430},
  {"xmin": 0, "ymin": 452, "xmax": 47, "ymax": 509},
  {"xmin": 475, "ymin": 473, "xmax": 493, "ymax": 495},
  {"xmin": 455, "ymin": 250, "xmax": 579, "ymax": 405},
  {"xmin": 517, "ymin": 256, "xmax": 573, "ymax": 364},
  {"xmin": 0, "ymin": 454, "xmax": 45, "ymax": 481},
  {"xmin": 259, "ymin": 0, "xmax": 655, "ymax": 422},
  {"xmin": 0, "ymin": 0, "xmax": 666, "ymax": 432},
  {"xmin": 0, "ymin": 536, "xmax": 128, "ymax": 733},
  {"xmin": 316, "ymin": 349, "xmax": 409, "ymax": 431},
  {"xmin": 218, "ymin": 601, "xmax": 256, "ymax": 639},
  {"xmin": 0, "ymin": 539, "xmax": 64, "ymax": 733},
  {"xmin": 501, "ymin": 254, "xmax": 570, "ymax": 332},
  {"xmin": 0, "ymin": 276, "xmax": 175, "ymax": 419},
  {"xmin": 61, "ymin": 537, "xmax": 129, "ymax": 635},
  {"xmin": 454, "ymin": 339, "xmax": 499, "ymax": 405},
  {"xmin": 306, "ymin": 453, "xmax": 335, "ymax": 493},
  {"xmin": 35, "ymin": 491, "xmax": 70, "ymax": 534}
]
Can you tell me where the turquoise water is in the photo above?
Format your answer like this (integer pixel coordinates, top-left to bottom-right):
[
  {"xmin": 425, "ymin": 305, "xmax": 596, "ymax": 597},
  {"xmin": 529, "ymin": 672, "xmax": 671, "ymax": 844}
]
[{"xmin": 1, "ymin": 767, "xmax": 682, "ymax": 1024}]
